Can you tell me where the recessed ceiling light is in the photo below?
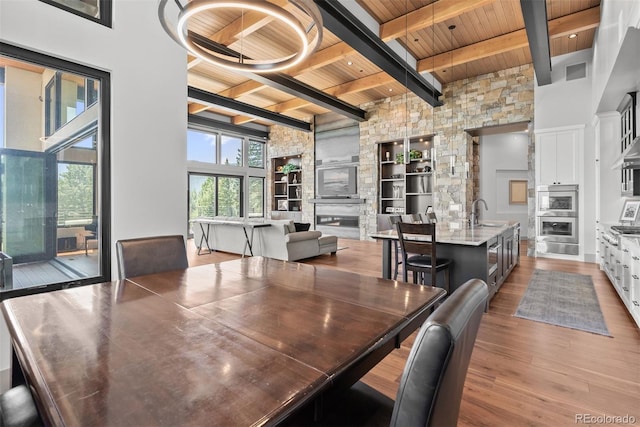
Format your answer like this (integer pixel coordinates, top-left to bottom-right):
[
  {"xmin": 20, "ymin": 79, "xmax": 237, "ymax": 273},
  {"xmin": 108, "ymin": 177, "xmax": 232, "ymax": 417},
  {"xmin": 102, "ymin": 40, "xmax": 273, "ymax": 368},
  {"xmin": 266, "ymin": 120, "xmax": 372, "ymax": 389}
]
[
  {"xmin": 568, "ymin": 33, "xmax": 577, "ymax": 39},
  {"xmin": 389, "ymin": 88, "xmax": 393, "ymax": 92},
  {"xmin": 347, "ymin": 61, "xmax": 353, "ymax": 65}
]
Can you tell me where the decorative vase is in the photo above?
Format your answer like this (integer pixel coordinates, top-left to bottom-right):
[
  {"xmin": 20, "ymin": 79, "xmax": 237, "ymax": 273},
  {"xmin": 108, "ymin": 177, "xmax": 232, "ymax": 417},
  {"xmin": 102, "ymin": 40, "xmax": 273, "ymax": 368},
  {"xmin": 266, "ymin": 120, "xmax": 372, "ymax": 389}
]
[
  {"xmin": 295, "ymin": 187, "xmax": 301, "ymax": 199},
  {"xmin": 281, "ymin": 175, "xmax": 288, "ymax": 182},
  {"xmin": 292, "ymin": 174, "xmax": 297, "ymax": 184},
  {"xmin": 419, "ymin": 176, "xmax": 427, "ymax": 193}
]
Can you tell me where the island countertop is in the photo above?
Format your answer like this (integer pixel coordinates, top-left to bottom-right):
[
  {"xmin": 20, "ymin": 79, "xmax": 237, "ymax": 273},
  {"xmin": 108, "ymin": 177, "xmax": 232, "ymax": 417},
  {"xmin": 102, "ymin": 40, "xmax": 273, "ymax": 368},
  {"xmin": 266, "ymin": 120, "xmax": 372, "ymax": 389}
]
[{"xmin": 370, "ymin": 220, "xmax": 520, "ymax": 246}]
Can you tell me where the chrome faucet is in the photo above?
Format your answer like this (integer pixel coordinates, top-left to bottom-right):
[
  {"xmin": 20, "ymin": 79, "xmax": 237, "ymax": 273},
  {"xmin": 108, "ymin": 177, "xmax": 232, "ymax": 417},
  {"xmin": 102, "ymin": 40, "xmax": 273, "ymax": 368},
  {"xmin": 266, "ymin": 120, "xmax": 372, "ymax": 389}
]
[{"xmin": 469, "ymin": 198, "xmax": 488, "ymax": 226}]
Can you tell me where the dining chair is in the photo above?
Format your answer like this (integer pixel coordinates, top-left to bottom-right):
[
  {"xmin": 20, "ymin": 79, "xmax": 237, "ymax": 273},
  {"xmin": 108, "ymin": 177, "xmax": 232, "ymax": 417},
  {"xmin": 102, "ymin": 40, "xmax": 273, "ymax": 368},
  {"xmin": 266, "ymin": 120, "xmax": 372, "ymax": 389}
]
[
  {"xmin": 0, "ymin": 384, "xmax": 42, "ymax": 427},
  {"xmin": 420, "ymin": 211, "xmax": 437, "ymax": 223},
  {"xmin": 285, "ymin": 279, "xmax": 489, "ymax": 427},
  {"xmin": 396, "ymin": 222, "xmax": 452, "ymax": 292},
  {"xmin": 388, "ymin": 215, "xmax": 402, "ymax": 280},
  {"xmin": 115, "ymin": 235, "xmax": 189, "ymax": 279}
]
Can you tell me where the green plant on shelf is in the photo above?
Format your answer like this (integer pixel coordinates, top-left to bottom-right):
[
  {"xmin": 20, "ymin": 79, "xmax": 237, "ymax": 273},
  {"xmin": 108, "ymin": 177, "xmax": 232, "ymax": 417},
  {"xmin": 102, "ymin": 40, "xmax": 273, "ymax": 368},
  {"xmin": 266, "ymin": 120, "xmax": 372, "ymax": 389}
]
[
  {"xmin": 395, "ymin": 149, "xmax": 422, "ymax": 164},
  {"xmin": 281, "ymin": 163, "xmax": 298, "ymax": 174}
]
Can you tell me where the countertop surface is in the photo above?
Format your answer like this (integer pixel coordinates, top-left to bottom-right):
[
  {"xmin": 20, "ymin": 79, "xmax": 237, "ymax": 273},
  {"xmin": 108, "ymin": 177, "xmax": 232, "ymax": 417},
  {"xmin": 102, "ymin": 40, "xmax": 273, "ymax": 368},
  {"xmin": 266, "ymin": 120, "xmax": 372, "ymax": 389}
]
[{"xmin": 370, "ymin": 220, "xmax": 520, "ymax": 246}]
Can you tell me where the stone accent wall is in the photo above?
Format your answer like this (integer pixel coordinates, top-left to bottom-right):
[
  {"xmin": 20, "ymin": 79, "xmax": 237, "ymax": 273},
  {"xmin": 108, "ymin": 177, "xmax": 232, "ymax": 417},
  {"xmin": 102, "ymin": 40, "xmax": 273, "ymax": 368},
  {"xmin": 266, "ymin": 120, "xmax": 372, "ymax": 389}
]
[
  {"xmin": 269, "ymin": 64, "xmax": 534, "ymax": 240},
  {"xmin": 267, "ymin": 126, "xmax": 314, "ymax": 224}
]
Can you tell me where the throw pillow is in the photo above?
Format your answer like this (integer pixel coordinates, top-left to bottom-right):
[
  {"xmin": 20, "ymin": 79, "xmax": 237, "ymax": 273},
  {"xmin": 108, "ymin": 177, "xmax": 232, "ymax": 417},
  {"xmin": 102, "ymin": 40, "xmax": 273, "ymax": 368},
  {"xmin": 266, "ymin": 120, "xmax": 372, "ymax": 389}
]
[{"xmin": 294, "ymin": 222, "xmax": 311, "ymax": 232}]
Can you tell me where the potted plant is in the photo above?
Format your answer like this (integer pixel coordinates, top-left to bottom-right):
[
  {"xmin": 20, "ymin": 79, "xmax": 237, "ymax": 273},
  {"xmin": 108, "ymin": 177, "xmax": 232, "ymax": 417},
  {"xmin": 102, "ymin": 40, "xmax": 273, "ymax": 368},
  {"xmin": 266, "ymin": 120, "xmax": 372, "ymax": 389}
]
[
  {"xmin": 281, "ymin": 163, "xmax": 298, "ymax": 174},
  {"xmin": 395, "ymin": 150, "xmax": 422, "ymax": 164}
]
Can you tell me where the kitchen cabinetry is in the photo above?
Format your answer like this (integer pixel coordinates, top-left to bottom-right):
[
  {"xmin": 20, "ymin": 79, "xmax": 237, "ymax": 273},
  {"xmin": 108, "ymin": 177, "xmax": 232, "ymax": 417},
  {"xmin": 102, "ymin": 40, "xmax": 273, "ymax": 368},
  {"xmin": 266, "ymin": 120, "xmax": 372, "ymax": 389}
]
[
  {"xmin": 536, "ymin": 128, "xmax": 580, "ymax": 185},
  {"xmin": 272, "ymin": 154, "xmax": 302, "ymax": 214},
  {"xmin": 600, "ymin": 229, "xmax": 640, "ymax": 328},
  {"xmin": 618, "ymin": 92, "xmax": 637, "ymax": 195},
  {"xmin": 378, "ymin": 135, "xmax": 435, "ymax": 216}
]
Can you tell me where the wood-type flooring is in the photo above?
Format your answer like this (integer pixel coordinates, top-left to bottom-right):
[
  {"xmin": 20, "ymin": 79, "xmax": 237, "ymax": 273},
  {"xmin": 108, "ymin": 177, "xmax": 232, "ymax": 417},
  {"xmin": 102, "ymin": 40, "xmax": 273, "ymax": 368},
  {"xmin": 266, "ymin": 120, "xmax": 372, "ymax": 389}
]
[{"xmin": 187, "ymin": 238, "xmax": 640, "ymax": 426}]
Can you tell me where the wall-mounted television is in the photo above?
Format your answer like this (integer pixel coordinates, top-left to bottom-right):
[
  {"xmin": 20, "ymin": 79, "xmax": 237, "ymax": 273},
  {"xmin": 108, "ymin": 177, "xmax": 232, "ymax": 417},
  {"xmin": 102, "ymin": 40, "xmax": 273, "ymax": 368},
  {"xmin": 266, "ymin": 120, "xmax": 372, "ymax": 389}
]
[{"xmin": 317, "ymin": 166, "xmax": 358, "ymax": 197}]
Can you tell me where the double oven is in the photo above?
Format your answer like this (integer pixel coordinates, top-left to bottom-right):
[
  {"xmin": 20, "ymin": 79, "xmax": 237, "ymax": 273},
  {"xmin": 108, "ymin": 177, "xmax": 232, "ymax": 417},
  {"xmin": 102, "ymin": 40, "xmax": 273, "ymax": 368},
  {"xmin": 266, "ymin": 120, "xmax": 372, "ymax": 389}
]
[{"xmin": 536, "ymin": 184, "xmax": 579, "ymax": 255}]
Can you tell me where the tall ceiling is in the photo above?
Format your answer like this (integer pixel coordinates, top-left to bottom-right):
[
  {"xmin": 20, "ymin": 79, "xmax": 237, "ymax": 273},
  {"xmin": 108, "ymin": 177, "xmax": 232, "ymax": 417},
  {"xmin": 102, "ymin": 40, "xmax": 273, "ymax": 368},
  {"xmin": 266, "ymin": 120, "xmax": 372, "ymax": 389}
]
[{"xmin": 185, "ymin": 0, "xmax": 601, "ymax": 131}]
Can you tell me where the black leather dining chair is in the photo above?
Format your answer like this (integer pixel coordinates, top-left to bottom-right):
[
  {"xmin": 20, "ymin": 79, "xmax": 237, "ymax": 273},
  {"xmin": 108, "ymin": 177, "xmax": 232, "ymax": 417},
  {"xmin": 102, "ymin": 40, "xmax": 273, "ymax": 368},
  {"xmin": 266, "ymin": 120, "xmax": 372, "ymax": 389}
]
[
  {"xmin": 396, "ymin": 222, "xmax": 452, "ymax": 292},
  {"xmin": 0, "ymin": 385, "xmax": 42, "ymax": 427},
  {"xmin": 285, "ymin": 278, "xmax": 489, "ymax": 427},
  {"xmin": 115, "ymin": 235, "xmax": 189, "ymax": 279}
]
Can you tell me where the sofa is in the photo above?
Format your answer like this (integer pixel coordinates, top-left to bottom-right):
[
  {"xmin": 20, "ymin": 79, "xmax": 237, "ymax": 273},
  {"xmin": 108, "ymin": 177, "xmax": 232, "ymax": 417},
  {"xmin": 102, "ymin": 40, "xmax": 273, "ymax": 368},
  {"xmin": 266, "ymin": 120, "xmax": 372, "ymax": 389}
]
[{"xmin": 192, "ymin": 217, "xmax": 338, "ymax": 262}]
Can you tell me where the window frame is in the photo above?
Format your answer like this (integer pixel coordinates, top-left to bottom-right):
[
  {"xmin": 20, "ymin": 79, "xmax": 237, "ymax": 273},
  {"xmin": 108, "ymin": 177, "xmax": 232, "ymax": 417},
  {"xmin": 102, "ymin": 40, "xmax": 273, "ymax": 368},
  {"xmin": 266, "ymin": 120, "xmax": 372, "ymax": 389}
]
[
  {"xmin": 0, "ymin": 41, "xmax": 111, "ymax": 301},
  {"xmin": 186, "ymin": 121, "xmax": 267, "ymax": 230},
  {"xmin": 38, "ymin": 0, "xmax": 112, "ymax": 27}
]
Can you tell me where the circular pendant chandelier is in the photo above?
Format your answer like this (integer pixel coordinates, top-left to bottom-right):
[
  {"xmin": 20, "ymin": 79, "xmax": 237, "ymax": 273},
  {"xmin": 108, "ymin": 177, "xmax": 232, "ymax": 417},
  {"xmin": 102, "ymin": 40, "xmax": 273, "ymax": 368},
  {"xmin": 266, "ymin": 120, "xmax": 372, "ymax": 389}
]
[{"xmin": 158, "ymin": 0, "xmax": 323, "ymax": 73}]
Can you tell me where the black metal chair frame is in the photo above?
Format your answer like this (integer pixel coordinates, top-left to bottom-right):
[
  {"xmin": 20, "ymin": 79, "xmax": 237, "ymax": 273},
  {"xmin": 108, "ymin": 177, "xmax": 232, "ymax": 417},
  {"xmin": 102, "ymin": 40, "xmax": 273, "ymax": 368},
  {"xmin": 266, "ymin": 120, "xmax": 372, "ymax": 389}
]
[{"xmin": 396, "ymin": 222, "xmax": 451, "ymax": 292}]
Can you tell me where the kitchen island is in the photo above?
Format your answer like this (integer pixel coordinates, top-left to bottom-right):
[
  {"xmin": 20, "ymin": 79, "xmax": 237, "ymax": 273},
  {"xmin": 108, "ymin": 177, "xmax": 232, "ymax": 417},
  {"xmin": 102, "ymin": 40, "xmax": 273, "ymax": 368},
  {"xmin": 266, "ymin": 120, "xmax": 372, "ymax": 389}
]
[{"xmin": 371, "ymin": 220, "xmax": 520, "ymax": 299}]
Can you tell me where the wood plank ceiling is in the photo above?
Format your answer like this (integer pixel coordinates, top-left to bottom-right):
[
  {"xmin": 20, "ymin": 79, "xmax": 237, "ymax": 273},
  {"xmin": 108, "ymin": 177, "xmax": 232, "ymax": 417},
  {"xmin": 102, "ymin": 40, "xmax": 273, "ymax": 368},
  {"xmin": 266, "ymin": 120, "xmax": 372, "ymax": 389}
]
[{"xmin": 186, "ymin": 0, "xmax": 601, "ymax": 130}]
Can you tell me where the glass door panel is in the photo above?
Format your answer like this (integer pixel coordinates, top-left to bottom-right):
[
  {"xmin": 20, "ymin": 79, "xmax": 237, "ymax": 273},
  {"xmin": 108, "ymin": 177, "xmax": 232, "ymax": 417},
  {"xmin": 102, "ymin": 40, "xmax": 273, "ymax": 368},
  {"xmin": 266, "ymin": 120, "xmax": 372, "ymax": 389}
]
[{"xmin": 1, "ymin": 149, "xmax": 55, "ymax": 263}]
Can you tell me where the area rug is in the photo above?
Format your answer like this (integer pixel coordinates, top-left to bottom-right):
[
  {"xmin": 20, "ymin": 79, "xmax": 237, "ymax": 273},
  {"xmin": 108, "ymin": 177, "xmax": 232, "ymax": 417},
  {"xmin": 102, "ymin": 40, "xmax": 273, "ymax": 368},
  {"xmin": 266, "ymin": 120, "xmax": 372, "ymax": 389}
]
[{"xmin": 514, "ymin": 269, "xmax": 611, "ymax": 336}]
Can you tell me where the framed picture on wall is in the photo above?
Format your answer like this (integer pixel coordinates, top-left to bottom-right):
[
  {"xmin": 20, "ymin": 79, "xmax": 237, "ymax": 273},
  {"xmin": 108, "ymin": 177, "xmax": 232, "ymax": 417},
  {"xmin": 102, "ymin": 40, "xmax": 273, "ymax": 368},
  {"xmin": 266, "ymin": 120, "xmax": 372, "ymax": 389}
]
[
  {"xmin": 620, "ymin": 199, "xmax": 640, "ymax": 222},
  {"xmin": 509, "ymin": 180, "xmax": 527, "ymax": 205}
]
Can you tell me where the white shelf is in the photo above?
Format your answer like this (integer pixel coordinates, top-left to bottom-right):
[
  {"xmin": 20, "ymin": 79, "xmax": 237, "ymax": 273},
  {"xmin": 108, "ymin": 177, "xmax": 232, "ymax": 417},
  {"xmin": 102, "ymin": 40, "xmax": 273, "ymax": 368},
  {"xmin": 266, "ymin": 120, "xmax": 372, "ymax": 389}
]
[
  {"xmin": 406, "ymin": 192, "xmax": 432, "ymax": 196},
  {"xmin": 381, "ymin": 178, "xmax": 404, "ymax": 182},
  {"xmin": 406, "ymin": 172, "xmax": 433, "ymax": 176},
  {"xmin": 381, "ymin": 198, "xmax": 404, "ymax": 201}
]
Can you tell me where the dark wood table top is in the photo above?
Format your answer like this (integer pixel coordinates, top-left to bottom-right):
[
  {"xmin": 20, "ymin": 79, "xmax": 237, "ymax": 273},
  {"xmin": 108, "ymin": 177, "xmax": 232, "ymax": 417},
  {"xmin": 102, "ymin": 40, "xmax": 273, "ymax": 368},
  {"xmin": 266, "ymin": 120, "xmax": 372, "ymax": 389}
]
[{"xmin": 1, "ymin": 257, "xmax": 445, "ymax": 427}]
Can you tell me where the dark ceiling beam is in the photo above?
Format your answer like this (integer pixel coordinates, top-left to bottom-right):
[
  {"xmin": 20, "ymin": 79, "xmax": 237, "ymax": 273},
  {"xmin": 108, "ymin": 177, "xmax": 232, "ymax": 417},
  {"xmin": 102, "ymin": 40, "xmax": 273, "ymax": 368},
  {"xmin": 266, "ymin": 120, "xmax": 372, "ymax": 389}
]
[
  {"xmin": 520, "ymin": 0, "xmax": 552, "ymax": 86},
  {"xmin": 189, "ymin": 32, "xmax": 367, "ymax": 122},
  {"xmin": 188, "ymin": 87, "xmax": 311, "ymax": 132},
  {"xmin": 313, "ymin": 0, "xmax": 442, "ymax": 107},
  {"xmin": 188, "ymin": 114, "xmax": 269, "ymax": 139}
]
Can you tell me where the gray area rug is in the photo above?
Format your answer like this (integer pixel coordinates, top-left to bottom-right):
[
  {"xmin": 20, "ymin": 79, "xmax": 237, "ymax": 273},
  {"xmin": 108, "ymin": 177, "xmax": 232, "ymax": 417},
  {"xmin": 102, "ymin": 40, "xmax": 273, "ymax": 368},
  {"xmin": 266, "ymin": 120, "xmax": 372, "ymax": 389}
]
[{"xmin": 514, "ymin": 269, "xmax": 611, "ymax": 336}]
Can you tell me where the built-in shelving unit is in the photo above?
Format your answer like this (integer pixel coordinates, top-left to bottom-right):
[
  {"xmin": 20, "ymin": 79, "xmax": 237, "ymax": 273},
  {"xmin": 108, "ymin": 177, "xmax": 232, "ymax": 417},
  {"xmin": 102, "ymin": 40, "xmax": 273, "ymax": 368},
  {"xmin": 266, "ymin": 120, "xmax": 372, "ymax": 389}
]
[
  {"xmin": 272, "ymin": 154, "xmax": 302, "ymax": 215},
  {"xmin": 377, "ymin": 135, "xmax": 435, "ymax": 215}
]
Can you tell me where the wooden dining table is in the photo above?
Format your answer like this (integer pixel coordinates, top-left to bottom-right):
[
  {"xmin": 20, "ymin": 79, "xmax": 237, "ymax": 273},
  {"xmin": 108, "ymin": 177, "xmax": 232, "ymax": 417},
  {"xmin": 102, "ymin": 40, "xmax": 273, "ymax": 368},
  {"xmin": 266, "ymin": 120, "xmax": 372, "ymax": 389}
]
[{"xmin": 1, "ymin": 257, "xmax": 445, "ymax": 427}]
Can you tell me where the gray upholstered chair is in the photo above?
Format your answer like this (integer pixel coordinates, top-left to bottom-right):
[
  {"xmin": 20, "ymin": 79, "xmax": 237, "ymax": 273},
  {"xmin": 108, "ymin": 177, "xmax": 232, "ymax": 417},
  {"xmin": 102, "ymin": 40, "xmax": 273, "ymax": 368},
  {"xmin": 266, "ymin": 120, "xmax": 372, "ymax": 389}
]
[
  {"xmin": 285, "ymin": 278, "xmax": 489, "ymax": 427},
  {"xmin": 0, "ymin": 385, "xmax": 42, "ymax": 427},
  {"xmin": 115, "ymin": 235, "xmax": 189, "ymax": 279}
]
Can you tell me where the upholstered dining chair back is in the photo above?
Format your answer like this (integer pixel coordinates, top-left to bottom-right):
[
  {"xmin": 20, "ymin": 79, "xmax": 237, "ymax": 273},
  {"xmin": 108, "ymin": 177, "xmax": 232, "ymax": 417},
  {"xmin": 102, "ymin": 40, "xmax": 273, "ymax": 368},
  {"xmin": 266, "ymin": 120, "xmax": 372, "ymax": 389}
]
[
  {"xmin": 116, "ymin": 235, "xmax": 188, "ymax": 279},
  {"xmin": 281, "ymin": 279, "xmax": 488, "ymax": 427},
  {"xmin": 390, "ymin": 278, "xmax": 489, "ymax": 426},
  {"xmin": 0, "ymin": 385, "xmax": 42, "ymax": 427}
]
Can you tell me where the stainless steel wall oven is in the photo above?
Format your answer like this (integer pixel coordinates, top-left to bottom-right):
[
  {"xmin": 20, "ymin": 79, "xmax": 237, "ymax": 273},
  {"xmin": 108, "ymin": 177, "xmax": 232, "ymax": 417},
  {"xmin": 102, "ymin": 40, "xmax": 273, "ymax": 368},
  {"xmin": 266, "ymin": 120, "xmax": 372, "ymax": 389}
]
[{"xmin": 536, "ymin": 184, "xmax": 579, "ymax": 255}]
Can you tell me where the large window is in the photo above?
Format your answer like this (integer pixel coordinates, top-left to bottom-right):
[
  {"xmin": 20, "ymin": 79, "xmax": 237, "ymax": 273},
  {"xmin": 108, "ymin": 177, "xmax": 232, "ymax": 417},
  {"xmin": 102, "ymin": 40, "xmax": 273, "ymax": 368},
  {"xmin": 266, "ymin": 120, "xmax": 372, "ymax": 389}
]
[
  {"xmin": 44, "ymin": 72, "xmax": 100, "ymax": 137},
  {"xmin": 220, "ymin": 135, "xmax": 242, "ymax": 166},
  {"xmin": 248, "ymin": 140, "xmax": 265, "ymax": 168},
  {"xmin": 248, "ymin": 177, "xmax": 264, "ymax": 217},
  {"xmin": 38, "ymin": 0, "xmax": 112, "ymax": 27},
  {"xmin": 189, "ymin": 174, "xmax": 243, "ymax": 231},
  {"xmin": 187, "ymin": 129, "xmax": 216, "ymax": 164},
  {"xmin": 186, "ymin": 123, "xmax": 267, "ymax": 231},
  {"xmin": 0, "ymin": 43, "xmax": 110, "ymax": 300}
]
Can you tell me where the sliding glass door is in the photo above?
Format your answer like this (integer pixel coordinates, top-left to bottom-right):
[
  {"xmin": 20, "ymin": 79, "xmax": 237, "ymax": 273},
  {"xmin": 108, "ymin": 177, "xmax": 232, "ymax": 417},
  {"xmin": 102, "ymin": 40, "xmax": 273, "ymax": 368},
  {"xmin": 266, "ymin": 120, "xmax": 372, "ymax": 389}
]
[{"xmin": 0, "ymin": 43, "xmax": 110, "ymax": 299}]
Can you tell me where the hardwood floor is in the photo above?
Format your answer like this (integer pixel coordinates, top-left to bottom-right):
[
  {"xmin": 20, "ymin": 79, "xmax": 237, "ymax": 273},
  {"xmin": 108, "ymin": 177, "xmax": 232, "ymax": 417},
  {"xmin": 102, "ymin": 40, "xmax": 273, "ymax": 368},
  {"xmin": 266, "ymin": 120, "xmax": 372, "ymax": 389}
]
[{"xmin": 186, "ymin": 238, "xmax": 640, "ymax": 426}]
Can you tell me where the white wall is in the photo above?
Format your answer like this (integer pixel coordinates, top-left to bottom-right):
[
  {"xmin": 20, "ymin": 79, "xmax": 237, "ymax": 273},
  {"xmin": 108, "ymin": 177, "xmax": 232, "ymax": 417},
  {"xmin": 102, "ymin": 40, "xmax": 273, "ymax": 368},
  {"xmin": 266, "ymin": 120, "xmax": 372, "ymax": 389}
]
[
  {"xmin": 534, "ymin": 49, "xmax": 595, "ymax": 261},
  {"xmin": 479, "ymin": 132, "xmax": 529, "ymax": 238},
  {"xmin": 0, "ymin": 0, "xmax": 187, "ymax": 386},
  {"xmin": 5, "ymin": 67, "xmax": 42, "ymax": 150}
]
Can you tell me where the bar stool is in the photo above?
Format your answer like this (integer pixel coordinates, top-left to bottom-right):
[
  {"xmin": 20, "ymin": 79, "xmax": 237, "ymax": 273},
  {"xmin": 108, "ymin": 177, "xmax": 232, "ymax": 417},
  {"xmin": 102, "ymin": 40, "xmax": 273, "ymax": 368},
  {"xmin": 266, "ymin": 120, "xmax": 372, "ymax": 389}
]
[
  {"xmin": 396, "ymin": 222, "xmax": 452, "ymax": 292},
  {"xmin": 389, "ymin": 215, "xmax": 402, "ymax": 280}
]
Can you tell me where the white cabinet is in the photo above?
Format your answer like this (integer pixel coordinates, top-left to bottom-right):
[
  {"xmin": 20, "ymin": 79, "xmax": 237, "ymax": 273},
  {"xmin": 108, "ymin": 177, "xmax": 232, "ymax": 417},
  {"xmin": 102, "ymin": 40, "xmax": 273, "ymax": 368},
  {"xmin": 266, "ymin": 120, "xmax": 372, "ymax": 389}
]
[{"xmin": 536, "ymin": 128, "xmax": 580, "ymax": 185}]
